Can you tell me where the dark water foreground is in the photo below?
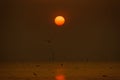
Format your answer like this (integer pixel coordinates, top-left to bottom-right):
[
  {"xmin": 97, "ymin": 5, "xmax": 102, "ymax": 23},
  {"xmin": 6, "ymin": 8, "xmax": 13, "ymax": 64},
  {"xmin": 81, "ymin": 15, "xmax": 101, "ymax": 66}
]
[{"xmin": 0, "ymin": 62, "xmax": 120, "ymax": 80}]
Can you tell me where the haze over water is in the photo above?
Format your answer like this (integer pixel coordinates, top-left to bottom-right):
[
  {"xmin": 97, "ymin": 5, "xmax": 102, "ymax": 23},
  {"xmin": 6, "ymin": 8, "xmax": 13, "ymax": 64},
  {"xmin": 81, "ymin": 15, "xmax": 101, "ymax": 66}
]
[{"xmin": 0, "ymin": 0, "xmax": 120, "ymax": 80}]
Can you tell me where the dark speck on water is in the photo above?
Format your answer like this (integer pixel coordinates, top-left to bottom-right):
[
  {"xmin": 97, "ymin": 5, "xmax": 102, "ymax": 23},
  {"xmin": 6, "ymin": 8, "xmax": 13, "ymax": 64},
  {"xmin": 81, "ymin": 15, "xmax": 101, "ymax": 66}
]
[
  {"xmin": 47, "ymin": 40, "xmax": 52, "ymax": 44},
  {"xmin": 33, "ymin": 72, "xmax": 37, "ymax": 77},
  {"xmin": 36, "ymin": 65, "xmax": 40, "ymax": 67},
  {"xmin": 60, "ymin": 64, "xmax": 63, "ymax": 67},
  {"xmin": 102, "ymin": 75, "xmax": 108, "ymax": 77},
  {"xmin": 86, "ymin": 58, "xmax": 88, "ymax": 62},
  {"xmin": 109, "ymin": 67, "xmax": 113, "ymax": 69}
]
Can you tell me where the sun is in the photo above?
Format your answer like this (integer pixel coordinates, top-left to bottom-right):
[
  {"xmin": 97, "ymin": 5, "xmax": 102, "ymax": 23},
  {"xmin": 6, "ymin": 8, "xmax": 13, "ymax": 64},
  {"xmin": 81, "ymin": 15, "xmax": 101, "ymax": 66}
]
[{"xmin": 55, "ymin": 16, "xmax": 65, "ymax": 26}]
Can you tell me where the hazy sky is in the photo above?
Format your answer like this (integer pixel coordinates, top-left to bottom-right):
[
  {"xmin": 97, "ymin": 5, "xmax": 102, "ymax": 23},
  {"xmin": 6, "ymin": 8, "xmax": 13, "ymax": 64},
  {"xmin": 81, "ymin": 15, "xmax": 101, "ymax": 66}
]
[{"xmin": 0, "ymin": 0, "xmax": 120, "ymax": 62}]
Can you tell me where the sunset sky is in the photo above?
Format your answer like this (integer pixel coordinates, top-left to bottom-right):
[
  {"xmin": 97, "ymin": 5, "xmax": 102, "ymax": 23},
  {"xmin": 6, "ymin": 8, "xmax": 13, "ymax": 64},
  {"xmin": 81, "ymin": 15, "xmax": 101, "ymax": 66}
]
[{"xmin": 0, "ymin": 0, "xmax": 120, "ymax": 62}]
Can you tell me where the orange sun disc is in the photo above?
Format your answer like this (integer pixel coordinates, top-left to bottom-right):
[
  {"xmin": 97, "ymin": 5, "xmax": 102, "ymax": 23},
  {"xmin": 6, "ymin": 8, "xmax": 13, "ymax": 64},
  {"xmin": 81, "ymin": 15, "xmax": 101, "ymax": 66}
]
[{"xmin": 55, "ymin": 16, "xmax": 65, "ymax": 26}]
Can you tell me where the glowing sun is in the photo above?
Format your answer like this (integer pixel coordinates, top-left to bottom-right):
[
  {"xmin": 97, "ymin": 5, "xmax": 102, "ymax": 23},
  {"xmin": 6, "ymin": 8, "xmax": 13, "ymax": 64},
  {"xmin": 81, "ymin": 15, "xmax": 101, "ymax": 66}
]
[{"xmin": 55, "ymin": 16, "xmax": 65, "ymax": 26}]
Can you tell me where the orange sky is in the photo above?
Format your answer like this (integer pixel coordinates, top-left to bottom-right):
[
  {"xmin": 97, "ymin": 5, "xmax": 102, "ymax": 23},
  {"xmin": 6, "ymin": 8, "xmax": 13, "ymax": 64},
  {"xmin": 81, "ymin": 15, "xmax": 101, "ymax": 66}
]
[{"xmin": 0, "ymin": 0, "xmax": 120, "ymax": 62}]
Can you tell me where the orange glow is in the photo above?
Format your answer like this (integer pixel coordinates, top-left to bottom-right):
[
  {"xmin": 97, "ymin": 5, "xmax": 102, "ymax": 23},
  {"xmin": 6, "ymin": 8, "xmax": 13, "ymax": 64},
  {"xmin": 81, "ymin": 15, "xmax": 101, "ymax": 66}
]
[
  {"xmin": 55, "ymin": 74, "xmax": 65, "ymax": 80},
  {"xmin": 55, "ymin": 16, "xmax": 65, "ymax": 26}
]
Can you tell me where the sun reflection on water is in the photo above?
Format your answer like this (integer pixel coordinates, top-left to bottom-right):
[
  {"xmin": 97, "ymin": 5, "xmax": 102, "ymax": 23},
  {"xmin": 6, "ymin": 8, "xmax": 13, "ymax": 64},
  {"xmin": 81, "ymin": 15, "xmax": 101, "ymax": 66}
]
[
  {"xmin": 55, "ymin": 67, "xmax": 66, "ymax": 80},
  {"xmin": 55, "ymin": 74, "xmax": 65, "ymax": 80}
]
